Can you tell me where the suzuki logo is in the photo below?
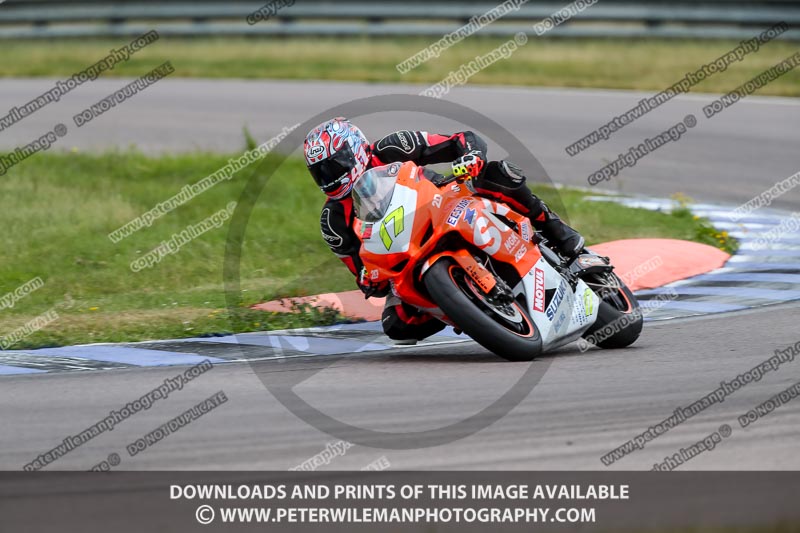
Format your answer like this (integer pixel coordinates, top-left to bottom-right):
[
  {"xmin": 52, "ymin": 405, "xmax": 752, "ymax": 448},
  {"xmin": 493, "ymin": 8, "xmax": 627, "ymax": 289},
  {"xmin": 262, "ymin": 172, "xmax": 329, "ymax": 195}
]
[{"xmin": 546, "ymin": 281, "xmax": 567, "ymax": 321}]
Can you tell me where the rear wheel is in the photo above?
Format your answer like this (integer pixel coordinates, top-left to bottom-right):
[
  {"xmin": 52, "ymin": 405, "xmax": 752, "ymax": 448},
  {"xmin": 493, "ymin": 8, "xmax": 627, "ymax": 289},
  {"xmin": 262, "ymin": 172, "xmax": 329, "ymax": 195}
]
[
  {"xmin": 581, "ymin": 272, "xmax": 642, "ymax": 349},
  {"xmin": 423, "ymin": 258, "xmax": 542, "ymax": 361}
]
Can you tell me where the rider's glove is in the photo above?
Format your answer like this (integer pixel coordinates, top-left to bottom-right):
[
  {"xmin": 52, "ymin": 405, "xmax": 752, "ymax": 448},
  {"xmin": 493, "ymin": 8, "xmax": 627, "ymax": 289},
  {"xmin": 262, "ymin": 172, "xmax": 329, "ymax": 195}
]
[
  {"xmin": 358, "ymin": 266, "xmax": 390, "ymax": 299},
  {"xmin": 451, "ymin": 150, "xmax": 486, "ymax": 179}
]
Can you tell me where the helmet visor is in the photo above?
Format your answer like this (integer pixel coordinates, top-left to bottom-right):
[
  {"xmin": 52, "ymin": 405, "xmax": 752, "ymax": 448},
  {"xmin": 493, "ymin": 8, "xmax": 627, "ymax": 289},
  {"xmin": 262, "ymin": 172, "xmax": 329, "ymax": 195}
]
[{"xmin": 308, "ymin": 143, "xmax": 356, "ymax": 194}]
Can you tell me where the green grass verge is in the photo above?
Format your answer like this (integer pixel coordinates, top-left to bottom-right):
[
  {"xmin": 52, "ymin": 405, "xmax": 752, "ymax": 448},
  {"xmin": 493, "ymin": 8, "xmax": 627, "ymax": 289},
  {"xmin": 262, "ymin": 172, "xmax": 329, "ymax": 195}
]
[
  {"xmin": 0, "ymin": 148, "xmax": 734, "ymax": 349},
  {"xmin": 1, "ymin": 36, "xmax": 799, "ymax": 95}
]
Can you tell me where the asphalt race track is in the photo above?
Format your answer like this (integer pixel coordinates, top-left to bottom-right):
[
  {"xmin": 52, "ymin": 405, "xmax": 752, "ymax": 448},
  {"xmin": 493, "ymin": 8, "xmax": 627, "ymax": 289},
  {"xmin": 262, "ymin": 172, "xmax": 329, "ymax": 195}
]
[
  {"xmin": 1, "ymin": 81, "xmax": 799, "ymax": 470},
  {"xmin": 1, "ymin": 304, "xmax": 798, "ymax": 470}
]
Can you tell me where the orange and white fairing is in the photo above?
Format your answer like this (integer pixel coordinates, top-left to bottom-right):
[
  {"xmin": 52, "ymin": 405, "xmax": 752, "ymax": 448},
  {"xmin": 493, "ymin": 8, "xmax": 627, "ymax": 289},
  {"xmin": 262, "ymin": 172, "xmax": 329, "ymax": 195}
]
[{"xmin": 354, "ymin": 161, "xmax": 541, "ymax": 311}]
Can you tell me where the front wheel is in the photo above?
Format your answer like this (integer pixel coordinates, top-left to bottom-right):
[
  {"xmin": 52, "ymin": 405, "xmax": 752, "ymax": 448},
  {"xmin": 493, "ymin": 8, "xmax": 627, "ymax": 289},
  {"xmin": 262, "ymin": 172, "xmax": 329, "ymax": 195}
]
[
  {"xmin": 423, "ymin": 258, "xmax": 542, "ymax": 361},
  {"xmin": 581, "ymin": 272, "xmax": 643, "ymax": 349}
]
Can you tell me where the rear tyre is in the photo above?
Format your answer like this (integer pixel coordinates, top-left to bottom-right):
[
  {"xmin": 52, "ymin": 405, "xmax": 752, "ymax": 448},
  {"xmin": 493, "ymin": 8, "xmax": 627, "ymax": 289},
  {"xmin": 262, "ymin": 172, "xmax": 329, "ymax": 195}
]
[
  {"xmin": 581, "ymin": 273, "xmax": 642, "ymax": 349},
  {"xmin": 423, "ymin": 258, "xmax": 542, "ymax": 361}
]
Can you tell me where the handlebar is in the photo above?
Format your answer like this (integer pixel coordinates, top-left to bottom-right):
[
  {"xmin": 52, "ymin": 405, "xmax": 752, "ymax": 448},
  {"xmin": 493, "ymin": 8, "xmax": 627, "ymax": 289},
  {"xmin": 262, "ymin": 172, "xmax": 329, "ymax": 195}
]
[{"xmin": 430, "ymin": 172, "xmax": 470, "ymax": 188}]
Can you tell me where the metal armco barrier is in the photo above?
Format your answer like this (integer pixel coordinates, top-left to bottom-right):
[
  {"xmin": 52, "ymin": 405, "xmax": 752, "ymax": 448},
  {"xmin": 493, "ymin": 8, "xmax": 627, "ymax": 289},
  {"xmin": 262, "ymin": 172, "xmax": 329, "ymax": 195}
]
[{"xmin": 1, "ymin": 1, "xmax": 799, "ymax": 40}]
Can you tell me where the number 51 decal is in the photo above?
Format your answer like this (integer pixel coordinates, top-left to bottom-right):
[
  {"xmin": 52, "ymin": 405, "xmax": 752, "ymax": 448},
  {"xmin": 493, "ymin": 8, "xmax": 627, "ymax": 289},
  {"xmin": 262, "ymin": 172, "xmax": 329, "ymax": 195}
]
[{"xmin": 379, "ymin": 206, "xmax": 405, "ymax": 250}]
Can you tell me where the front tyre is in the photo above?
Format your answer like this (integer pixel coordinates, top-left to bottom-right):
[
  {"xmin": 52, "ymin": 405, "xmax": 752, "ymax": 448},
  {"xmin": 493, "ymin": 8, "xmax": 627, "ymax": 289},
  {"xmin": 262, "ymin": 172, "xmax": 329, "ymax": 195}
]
[{"xmin": 423, "ymin": 258, "xmax": 542, "ymax": 361}]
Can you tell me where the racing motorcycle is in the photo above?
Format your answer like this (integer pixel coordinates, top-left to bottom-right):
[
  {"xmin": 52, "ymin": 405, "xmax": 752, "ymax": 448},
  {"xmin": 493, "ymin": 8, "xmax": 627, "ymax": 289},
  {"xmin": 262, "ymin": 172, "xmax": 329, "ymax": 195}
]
[{"xmin": 352, "ymin": 161, "xmax": 642, "ymax": 361}]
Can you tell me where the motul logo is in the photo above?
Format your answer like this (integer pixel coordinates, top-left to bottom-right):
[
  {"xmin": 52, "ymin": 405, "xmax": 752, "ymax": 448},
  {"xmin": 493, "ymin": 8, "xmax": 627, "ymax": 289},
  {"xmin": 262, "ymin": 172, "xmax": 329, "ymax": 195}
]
[{"xmin": 533, "ymin": 268, "xmax": 545, "ymax": 312}]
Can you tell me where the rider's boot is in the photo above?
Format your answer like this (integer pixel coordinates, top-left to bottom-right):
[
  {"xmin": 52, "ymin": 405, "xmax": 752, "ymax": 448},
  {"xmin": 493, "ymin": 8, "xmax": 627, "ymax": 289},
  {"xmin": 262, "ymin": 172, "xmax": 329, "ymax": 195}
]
[
  {"xmin": 382, "ymin": 296, "xmax": 446, "ymax": 343},
  {"xmin": 474, "ymin": 161, "xmax": 585, "ymax": 258}
]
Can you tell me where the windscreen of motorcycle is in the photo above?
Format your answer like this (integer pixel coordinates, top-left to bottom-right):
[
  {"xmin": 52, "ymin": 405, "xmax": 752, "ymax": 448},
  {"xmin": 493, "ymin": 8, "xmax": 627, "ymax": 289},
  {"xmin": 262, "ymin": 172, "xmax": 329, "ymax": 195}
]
[
  {"xmin": 360, "ymin": 183, "xmax": 418, "ymax": 256},
  {"xmin": 352, "ymin": 163, "xmax": 401, "ymax": 222}
]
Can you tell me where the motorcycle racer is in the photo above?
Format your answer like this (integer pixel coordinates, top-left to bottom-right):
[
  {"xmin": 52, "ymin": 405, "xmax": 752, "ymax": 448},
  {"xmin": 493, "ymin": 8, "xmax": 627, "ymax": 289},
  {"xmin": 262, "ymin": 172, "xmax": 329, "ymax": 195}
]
[{"xmin": 304, "ymin": 117, "xmax": 584, "ymax": 342}]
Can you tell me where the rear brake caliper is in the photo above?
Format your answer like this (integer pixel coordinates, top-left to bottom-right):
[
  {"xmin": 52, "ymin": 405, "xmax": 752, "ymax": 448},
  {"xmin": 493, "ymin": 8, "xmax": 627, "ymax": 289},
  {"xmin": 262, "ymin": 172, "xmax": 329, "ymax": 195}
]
[
  {"xmin": 569, "ymin": 253, "xmax": 614, "ymax": 277},
  {"xmin": 569, "ymin": 253, "xmax": 620, "ymax": 300}
]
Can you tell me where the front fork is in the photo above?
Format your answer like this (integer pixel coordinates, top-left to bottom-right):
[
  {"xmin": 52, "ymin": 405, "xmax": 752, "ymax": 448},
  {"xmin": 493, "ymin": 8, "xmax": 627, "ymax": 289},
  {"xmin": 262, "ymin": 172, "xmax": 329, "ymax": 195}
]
[
  {"xmin": 421, "ymin": 249, "xmax": 519, "ymax": 309},
  {"xmin": 421, "ymin": 249, "xmax": 496, "ymax": 294}
]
